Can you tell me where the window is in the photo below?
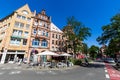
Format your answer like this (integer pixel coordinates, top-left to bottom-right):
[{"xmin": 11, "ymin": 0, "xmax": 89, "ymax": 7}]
[
  {"xmin": 52, "ymin": 46, "xmax": 54, "ymax": 48},
  {"xmin": 8, "ymin": 23, "xmax": 10, "ymax": 27},
  {"xmin": 56, "ymin": 34, "xmax": 58, "ymax": 39},
  {"xmin": 34, "ymin": 21, "xmax": 38, "ymax": 26},
  {"xmin": 59, "ymin": 41, "xmax": 61, "ymax": 45},
  {"xmin": 46, "ymin": 32, "xmax": 48, "ymax": 37},
  {"xmin": 20, "ymin": 23, "xmax": 24, "ymax": 28},
  {"xmin": 41, "ymin": 40, "xmax": 48, "ymax": 47},
  {"xmin": 26, "ymin": 24, "xmax": 30, "ymax": 29},
  {"xmin": 52, "ymin": 34, "xmax": 54, "ymax": 38},
  {"xmin": 44, "ymin": 23, "xmax": 47, "ymax": 27},
  {"xmin": 10, "ymin": 38, "xmax": 21, "ymax": 45},
  {"xmin": 42, "ymin": 30, "xmax": 45, "ymax": 36},
  {"xmin": 56, "ymin": 41, "xmax": 57, "ymax": 45},
  {"xmin": 59, "ymin": 35, "xmax": 61, "ymax": 39},
  {"xmin": 14, "ymin": 21, "xmax": 24, "ymax": 28},
  {"xmin": 52, "ymin": 40, "xmax": 54, "ymax": 44},
  {"xmin": 18, "ymin": 31, "xmax": 22, "ymax": 36},
  {"xmin": 33, "ymin": 29, "xmax": 37, "ymax": 35},
  {"xmin": 38, "ymin": 29, "xmax": 41, "ymax": 35},
  {"xmin": 12, "ymin": 30, "xmax": 23, "ymax": 36},
  {"xmin": 23, "ymin": 39, "xmax": 27, "ymax": 45},
  {"xmin": 21, "ymin": 16, "xmax": 26, "ymax": 20},
  {"xmin": 1, "ymin": 32, "xmax": 5, "ymax": 35},
  {"xmin": 27, "ymin": 18, "xmax": 31, "ymax": 22},
  {"xmin": 24, "ymin": 32, "xmax": 29, "ymax": 37},
  {"xmin": 17, "ymin": 15, "xmax": 26, "ymax": 20},
  {"xmin": 39, "ymin": 22, "xmax": 42, "ymax": 26},
  {"xmin": 17, "ymin": 15, "xmax": 21, "ymax": 19},
  {"xmin": 22, "ymin": 10, "xmax": 29, "ymax": 15},
  {"xmin": 32, "ymin": 39, "xmax": 40, "ymax": 47}
]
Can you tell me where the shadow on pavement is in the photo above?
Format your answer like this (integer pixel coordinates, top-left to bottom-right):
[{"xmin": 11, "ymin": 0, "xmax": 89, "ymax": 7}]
[{"xmin": 80, "ymin": 62, "xmax": 105, "ymax": 68}]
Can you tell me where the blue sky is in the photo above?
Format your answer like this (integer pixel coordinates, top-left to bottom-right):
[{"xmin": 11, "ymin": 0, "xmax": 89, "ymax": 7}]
[{"xmin": 0, "ymin": 0, "xmax": 120, "ymax": 47}]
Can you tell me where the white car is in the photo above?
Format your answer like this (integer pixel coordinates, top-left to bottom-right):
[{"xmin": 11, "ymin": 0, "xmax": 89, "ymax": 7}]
[{"xmin": 104, "ymin": 58, "xmax": 115, "ymax": 63}]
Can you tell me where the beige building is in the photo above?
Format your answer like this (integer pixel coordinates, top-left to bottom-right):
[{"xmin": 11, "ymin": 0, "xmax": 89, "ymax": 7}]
[
  {"xmin": 0, "ymin": 4, "xmax": 64, "ymax": 63},
  {"xmin": 0, "ymin": 4, "xmax": 33, "ymax": 63}
]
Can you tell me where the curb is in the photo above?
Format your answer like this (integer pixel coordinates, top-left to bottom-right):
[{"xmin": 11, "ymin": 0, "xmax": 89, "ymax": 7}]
[
  {"xmin": 113, "ymin": 65, "xmax": 120, "ymax": 71},
  {"xmin": 22, "ymin": 65, "xmax": 80, "ymax": 71}
]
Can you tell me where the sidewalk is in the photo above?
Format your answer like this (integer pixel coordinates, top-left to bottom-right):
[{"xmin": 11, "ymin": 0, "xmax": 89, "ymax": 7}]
[{"xmin": 0, "ymin": 63, "xmax": 79, "ymax": 71}]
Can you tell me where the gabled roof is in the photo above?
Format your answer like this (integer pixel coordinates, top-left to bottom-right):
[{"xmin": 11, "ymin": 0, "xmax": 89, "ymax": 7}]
[
  {"xmin": 50, "ymin": 23, "xmax": 63, "ymax": 33},
  {"xmin": 0, "ymin": 4, "xmax": 32, "ymax": 22},
  {"xmin": 15, "ymin": 4, "xmax": 32, "ymax": 14}
]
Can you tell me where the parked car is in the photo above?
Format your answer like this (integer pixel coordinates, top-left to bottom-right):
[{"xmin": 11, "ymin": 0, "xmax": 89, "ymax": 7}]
[
  {"xmin": 104, "ymin": 58, "xmax": 115, "ymax": 63},
  {"xmin": 96, "ymin": 58, "xmax": 103, "ymax": 62}
]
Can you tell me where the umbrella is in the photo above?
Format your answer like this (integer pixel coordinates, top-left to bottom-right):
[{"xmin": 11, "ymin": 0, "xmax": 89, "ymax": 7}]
[
  {"xmin": 60, "ymin": 53, "xmax": 72, "ymax": 67},
  {"xmin": 37, "ymin": 50, "xmax": 59, "ymax": 68},
  {"xmin": 37, "ymin": 50, "xmax": 59, "ymax": 56},
  {"xmin": 60, "ymin": 53, "xmax": 72, "ymax": 56}
]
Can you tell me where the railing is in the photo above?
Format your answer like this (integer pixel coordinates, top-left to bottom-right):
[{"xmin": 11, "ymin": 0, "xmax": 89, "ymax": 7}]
[{"xmin": 7, "ymin": 52, "xmax": 25, "ymax": 54}]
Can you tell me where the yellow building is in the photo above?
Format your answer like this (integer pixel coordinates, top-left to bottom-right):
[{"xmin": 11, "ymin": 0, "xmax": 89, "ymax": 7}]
[{"xmin": 0, "ymin": 4, "xmax": 33, "ymax": 63}]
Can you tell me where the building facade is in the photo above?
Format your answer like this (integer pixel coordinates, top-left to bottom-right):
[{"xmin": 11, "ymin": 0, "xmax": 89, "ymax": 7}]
[
  {"xmin": 28, "ymin": 10, "xmax": 51, "ymax": 63},
  {"xmin": 50, "ymin": 23, "xmax": 64, "ymax": 54},
  {"xmin": 0, "ymin": 4, "xmax": 33, "ymax": 63},
  {"xmin": 0, "ymin": 4, "xmax": 64, "ymax": 64}
]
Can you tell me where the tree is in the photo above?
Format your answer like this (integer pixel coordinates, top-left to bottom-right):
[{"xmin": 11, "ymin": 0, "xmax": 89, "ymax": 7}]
[
  {"xmin": 89, "ymin": 45, "xmax": 99, "ymax": 59},
  {"xmin": 62, "ymin": 16, "xmax": 91, "ymax": 55},
  {"xmin": 97, "ymin": 13, "xmax": 120, "ymax": 54}
]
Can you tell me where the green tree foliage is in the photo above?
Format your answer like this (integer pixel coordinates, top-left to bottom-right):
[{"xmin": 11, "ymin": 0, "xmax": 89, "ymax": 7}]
[
  {"xmin": 62, "ymin": 16, "xmax": 91, "ymax": 54},
  {"xmin": 89, "ymin": 45, "xmax": 99, "ymax": 59},
  {"xmin": 97, "ymin": 13, "xmax": 120, "ymax": 54}
]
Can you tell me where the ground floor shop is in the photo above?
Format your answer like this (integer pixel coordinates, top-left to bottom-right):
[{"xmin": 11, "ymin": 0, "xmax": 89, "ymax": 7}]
[{"xmin": 0, "ymin": 50, "xmax": 26, "ymax": 64}]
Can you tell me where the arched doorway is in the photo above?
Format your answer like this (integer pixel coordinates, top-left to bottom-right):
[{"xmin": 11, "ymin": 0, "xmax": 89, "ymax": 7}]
[{"xmin": 30, "ymin": 49, "xmax": 38, "ymax": 63}]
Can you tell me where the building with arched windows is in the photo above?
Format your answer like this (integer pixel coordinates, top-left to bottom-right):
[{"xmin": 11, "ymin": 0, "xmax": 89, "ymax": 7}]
[{"xmin": 28, "ymin": 10, "xmax": 51, "ymax": 63}]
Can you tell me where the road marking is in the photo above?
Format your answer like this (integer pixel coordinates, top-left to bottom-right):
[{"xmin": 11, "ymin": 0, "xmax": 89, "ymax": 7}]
[
  {"xmin": 9, "ymin": 71, "xmax": 21, "ymax": 75},
  {"xmin": 1, "ymin": 67, "xmax": 11, "ymax": 70},
  {"xmin": 47, "ymin": 70, "xmax": 57, "ymax": 75},
  {"xmin": 105, "ymin": 70, "xmax": 107, "ymax": 72},
  {"xmin": 104, "ymin": 67, "xmax": 106, "ymax": 70},
  {"xmin": 36, "ymin": 71, "xmax": 45, "ymax": 74},
  {"xmin": 0, "ymin": 72, "xmax": 4, "ymax": 75},
  {"xmin": 106, "ymin": 74, "xmax": 110, "ymax": 78},
  {"xmin": 13, "ymin": 67, "xmax": 22, "ymax": 69},
  {"xmin": 60, "ymin": 70, "xmax": 67, "ymax": 73}
]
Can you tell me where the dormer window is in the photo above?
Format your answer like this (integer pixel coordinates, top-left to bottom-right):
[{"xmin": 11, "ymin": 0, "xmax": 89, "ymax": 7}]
[{"xmin": 22, "ymin": 10, "xmax": 29, "ymax": 15}]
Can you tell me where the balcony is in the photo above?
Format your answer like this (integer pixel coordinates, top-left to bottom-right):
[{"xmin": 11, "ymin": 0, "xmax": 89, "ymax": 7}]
[{"xmin": 11, "ymin": 35, "xmax": 27, "ymax": 39}]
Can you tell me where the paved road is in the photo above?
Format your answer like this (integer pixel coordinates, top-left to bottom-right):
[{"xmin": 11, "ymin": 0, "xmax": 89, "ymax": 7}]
[{"xmin": 0, "ymin": 62, "xmax": 108, "ymax": 80}]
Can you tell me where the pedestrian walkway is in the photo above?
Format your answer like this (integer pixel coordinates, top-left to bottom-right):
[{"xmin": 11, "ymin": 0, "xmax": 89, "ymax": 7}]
[{"xmin": 0, "ymin": 63, "xmax": 79, "ymax": 71}]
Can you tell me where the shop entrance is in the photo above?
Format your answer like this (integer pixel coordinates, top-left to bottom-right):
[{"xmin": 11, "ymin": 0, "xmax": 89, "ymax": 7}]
[{"xmin": 5, "ymin": 54, "xmax": 15, "ymax": 63}]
